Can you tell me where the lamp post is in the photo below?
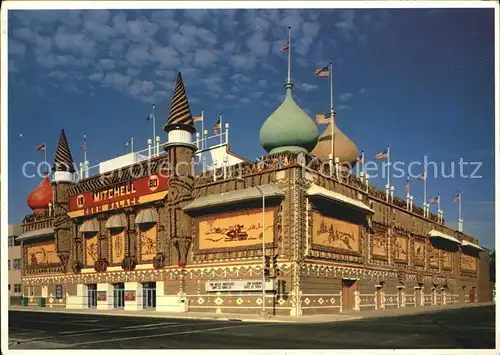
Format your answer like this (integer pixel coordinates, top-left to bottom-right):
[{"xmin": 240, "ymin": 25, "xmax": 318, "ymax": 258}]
[{"xmin": 236, "ymin": 177, "xmax": 268, "ymax": 318}]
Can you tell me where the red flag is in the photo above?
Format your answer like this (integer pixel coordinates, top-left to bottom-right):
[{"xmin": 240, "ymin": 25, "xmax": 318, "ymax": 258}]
[
  {"xmin": 453, "ymin": 193, "xmax": 460, "ymax": 202},
  {"xmin": 36, "ymin": 144, "xmax": 46, "ymax": 151},
  {"xmin": 281, "ymin": 40, "xmax": 290, "ymax": 51}
]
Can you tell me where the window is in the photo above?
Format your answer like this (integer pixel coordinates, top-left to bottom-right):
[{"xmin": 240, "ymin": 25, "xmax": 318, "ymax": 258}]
[
  {"xmin": 8, "ymin": 236, "xmax": 14, "ymax": 247},
  {"xmin": 55, "ymin": 285, "xmax": 63, "ymax": 299},
  {"xmin": 13, "ymin": 259, "xmax": 21, "ymax": 270},
  {"xmin": 14, "ymin": 284, "xmax": 21, "ymax": 293},
  {"xmin": 8, "ymin": 260, "xmax": 10, "ymax": 270}
]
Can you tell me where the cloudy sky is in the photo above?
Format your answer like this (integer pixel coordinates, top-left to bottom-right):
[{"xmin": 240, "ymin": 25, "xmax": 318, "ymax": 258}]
[{"xmin": 7, "ymin": 7, "xmax": 495, "ymax": 248}]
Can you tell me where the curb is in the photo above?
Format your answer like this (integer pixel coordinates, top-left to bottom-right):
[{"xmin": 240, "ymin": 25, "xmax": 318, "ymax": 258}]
[
  {"xmin": 9, "ymin": 302, "xmax": 491, "ymax": 324},
  {"xmin": 8, "ymin": 307, "xmax": 361, "ymax": 323}
]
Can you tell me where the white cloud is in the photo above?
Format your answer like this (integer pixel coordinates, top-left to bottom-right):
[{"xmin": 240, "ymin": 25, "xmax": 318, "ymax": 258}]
[
  {"xmin": 246, "ymin": 33, "xmax": 270, "ymax": 56},
  {"xmin": 193, "ymin": 48, "xmax": 218, "ymax": 67},
  {"xmin": 339, "ymin": 92, "xmax": 354, "ymax": 102},
  {"xmin": 299, "ymin": 83, "xmax": 318, "ymax": 92},
  {"xmin": 103, "ymin": 72, "xmax": 131, "ymax": 89},
  {"xmin": 229, "ymin": 54, "xmax": 257, "ymax": 70},
  {"xmin": 126, "ymin": 44, "xmax": 151, "ymax": 67}
]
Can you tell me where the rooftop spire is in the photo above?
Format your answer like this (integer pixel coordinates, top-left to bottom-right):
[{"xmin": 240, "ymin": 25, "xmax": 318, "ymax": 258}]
[
  {"xmin": 52, "ymin": 129, "xmax": 75, "ymax": 174},
  {"xmin": 287, "ymin": 26, "xmax": 292, "ymax": 85},
  {"xmin": 164, "ymin": 72, "xmax": 196, "ymax": 134}
]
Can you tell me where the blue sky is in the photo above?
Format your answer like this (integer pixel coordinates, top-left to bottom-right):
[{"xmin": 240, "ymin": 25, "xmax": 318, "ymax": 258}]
[{"xmin": 7, "ymin": 8, "xmax": 495, "ymax": 248}]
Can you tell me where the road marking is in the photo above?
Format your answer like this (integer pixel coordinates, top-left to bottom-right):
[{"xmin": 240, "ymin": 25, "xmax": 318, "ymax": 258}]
[
  {"xmin": 121, "ymin": 322, "xmax": 177, "ymax": 329},
  {"xmin": 10, "ymin": 327, "xmax": 46, "ymax": 333},
  {"xmin": 11, "ymin": 322, "xmax": 214, "ymax": 344},
  {"xmin": 65, "ymin": 323, "xmax": 273, "ymax": 347},
  {"xmin": 25, "ymin": 320, "xmax": 114, "ymax": 328},
  {"xmin": 59, "ymin": 328, "xmax": 108, "ymax": 335},
  {"xmin": 103, "ymin": 322, "xmax": 203, "ymax": 334}
]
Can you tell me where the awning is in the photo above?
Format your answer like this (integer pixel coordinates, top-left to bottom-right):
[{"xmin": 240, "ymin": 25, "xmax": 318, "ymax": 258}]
[
  {"xmin": 17, "ymin": 227, "xmax": 54, "ymax": 242},
  {"xmin": 183, "ymin": 184, "xmax": 285, "ymax": 212},
  {"xmin": 306, "ymin": 184, "xmax": 374, "ymax": 214},
  {"xmin": 461, "ymin": 240, "xmax": 484, "ymax": 251},
  {"xmin": 428, "ymin": 230, "xmax": 461, "ymax": 244},
  {"xmin": 105, "ymin": 213, "xmax": 127, "ymax": 229},
  {"xmin": 79, "ymin": 219, "xmax": 100, "ymax": 233},
  {"xmin": 135, "ymin": 208, "xmax": 158, "ymax": 225}
]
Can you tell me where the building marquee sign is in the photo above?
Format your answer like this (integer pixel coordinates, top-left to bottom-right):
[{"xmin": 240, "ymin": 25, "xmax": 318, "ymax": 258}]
[
  {"xmin": 67, "ymin": 174, "xmax": 168, "ymax": 217},
  {"xmin": 205, "ymin": 279, "xmax": 277, "ymax": 292}
]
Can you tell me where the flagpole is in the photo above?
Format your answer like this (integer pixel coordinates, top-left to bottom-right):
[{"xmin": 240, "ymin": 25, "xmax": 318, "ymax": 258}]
[
  {"xmin": 83, "ymin": 134, "xmax": 87, "ymax": 178},
  {"xmin": 330, "ymin": 61, "xmax": 334, "ymax": 163},
  {"xmin": 387, "ymin": 145, "xmax": 390, "ymax": 189},
  {"xmin": 219, "ymin": 113, "xmax": 223, "ymax": 145},
  {"xmin": 201, "ymin": 109, "xmax": 205, "ymax": 150},
  {"xmin": 152, "ymin": 104, "xmax": 156, "ymax": 156},
  {"xmin": 287, "ymin": 26, "xmax": 291, "ymax": 84},
  {"xmin": 131, "ymin": 137, "xmax": 134, "ymax": 153},
  {"xmin": 362, "ymin": 151, "xmax": 365, "ymax": 177},
  {"xmin": 44, "ymin": 142, "xmax": 47, "ymax": 166},
  {"xmin": 459, "ymin": 190, "xmax": 462, "ymax": 231},
  {"xmin": 424, "ymin": 167, "xmax": 427, "ymax": 210}
]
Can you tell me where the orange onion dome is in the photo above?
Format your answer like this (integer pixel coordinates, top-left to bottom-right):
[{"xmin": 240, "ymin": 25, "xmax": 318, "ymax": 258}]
[{"xmin": 27, "ymin": 172, "xmax": 53, "ymax": 214}]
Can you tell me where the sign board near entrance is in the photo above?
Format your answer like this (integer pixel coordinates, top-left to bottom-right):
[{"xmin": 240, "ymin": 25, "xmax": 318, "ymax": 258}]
[
  {"xmin": 125, "ymin": 290, "xmax": 136, "ymax": 301},
  {"xmin": 205, "ymin": 279, "xmax": 276, "ymax": 292},
  {"xmin": 96, "ymin": 291, "xmax": 107, "ymax": 301}
]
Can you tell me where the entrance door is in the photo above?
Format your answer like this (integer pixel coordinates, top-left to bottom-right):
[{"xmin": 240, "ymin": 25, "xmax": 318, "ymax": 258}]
[
  {"xmin": 341, "ymin": 279, "xmax": 357, "ymax": 311},
  {"xmin": 469, "ymin": 287, "xmax": 476, "ymax": 303},
  {"xmin": 87, "ymin": 284, "xmax": 97, "ymax": 308},
  {"xmin": 397, "ymin": 287, "xmax": 404, "ymax": 307},
  {"xmin": 113, "ymin": 283, "xmax": 125, "ymax": 308},
  {"xmin": 415, "ymin": 287, "xmax": 422, "ymax": 307},
  {"xmin": 376, "ymin": 286, "xmax": 383, "ymax": 309},
  {"xmin": 142, "ymin": 282, "xmax": 156, "ymax": 309}
]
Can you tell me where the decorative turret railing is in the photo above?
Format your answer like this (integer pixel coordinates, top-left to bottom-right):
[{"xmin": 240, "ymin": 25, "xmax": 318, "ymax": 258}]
[
  {"xmin": 22, "ymin": 209, "xmax": 54, "ymax": 234},
  {"xmin": 73, "ymin": 125, "xmax": 230, "ymax": 182}
]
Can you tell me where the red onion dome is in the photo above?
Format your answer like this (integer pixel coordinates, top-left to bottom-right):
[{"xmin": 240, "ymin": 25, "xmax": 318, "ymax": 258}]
[{"xmin": 27, "ymin": 172, "xmax": 53, "ymax": 214}]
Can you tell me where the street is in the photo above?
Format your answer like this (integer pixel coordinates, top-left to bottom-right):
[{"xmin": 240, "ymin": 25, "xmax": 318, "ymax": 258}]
[{"xmin": 8, "ymin": 305, "xmax": 495, "ymax": 349}]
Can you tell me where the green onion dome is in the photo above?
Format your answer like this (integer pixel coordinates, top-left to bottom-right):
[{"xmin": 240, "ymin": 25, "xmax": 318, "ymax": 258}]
[{"xmin": 260, "ymin": 83, "xmax": 319, "ymax": 154}]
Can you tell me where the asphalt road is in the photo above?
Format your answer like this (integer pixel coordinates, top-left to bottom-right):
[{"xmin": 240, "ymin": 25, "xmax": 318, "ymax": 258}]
[{"xmin": 7, "ymin": 305, "xmax": 495, "ymax": 349}]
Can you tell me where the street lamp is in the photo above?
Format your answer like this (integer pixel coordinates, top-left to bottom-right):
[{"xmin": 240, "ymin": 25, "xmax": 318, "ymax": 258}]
[{"xmin": 235, "ymin": 177, "xmax": 268, "ymax": 318}]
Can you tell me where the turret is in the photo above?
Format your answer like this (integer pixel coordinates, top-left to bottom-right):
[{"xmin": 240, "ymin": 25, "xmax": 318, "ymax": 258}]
[
  {"xmin": 51, "ymin": 129, "xmax": 76, "ymax": 272},
  {"xmin": 162, "ymin": 73, "xmax": 197, "ymax": 268}
]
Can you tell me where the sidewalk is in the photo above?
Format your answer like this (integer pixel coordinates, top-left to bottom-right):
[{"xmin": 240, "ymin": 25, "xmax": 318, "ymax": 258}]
[{"xmin": 9, "ymin": 302, "xmax": 492, "ymax": 324}]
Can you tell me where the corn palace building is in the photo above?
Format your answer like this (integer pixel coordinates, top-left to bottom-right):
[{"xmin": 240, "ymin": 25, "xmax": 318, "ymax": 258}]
[{"xmin": 17, "ymin": 72, "xmax": 491, "ymax": 316}]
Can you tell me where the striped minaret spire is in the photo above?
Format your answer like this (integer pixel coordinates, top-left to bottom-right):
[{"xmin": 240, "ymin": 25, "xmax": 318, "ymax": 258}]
[
  {"xmin": 164, "ymin": 72, "xmax": 196, "ymax": 134},
  {"xmin": 52, "ymin": 129, "xmax": 75, "ymax": 176}
]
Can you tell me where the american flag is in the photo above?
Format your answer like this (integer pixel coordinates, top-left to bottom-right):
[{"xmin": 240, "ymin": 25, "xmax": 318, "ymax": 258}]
[
  {"xmin": 315, "ymin": 65, "xmax": 330, "ymax": 78},
  {"xmin": 453, "ymin": 192, "xmax": 461, "ymax": 202},
  {"xmin": 213, "ymin": 118, "xmax": 221, "ymax": 133},
  {"xmin": 357, "ymin": 152, "xmax": 364, "ymax": 164},
  {"xmin": 315, "ymin": 113, "xmax": 331, "ymax": 125},
  {"xmin": 193, "ymin": 111, "xmax": 203, "ymax": 122},
  {"xmin": 36, "ymin": 144, "xmax": 46, "ymax": 151},
  {"xmin": 281, "ymin": 40, "xmax": 290, "ymax": 51},
  {"xmin": 430, "ymin": 195, "xmax": 439, "ymax": 204},
  {"xmin": 375, "ymin": 148, "xmax": 388, "ymax": 160}
]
